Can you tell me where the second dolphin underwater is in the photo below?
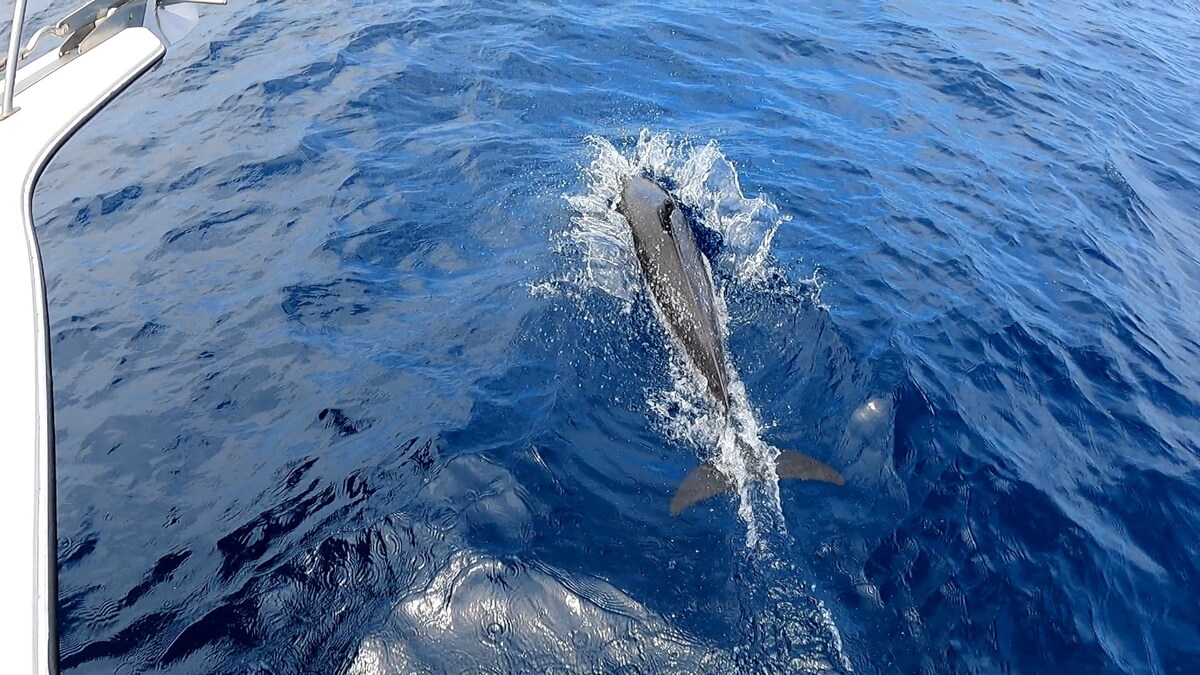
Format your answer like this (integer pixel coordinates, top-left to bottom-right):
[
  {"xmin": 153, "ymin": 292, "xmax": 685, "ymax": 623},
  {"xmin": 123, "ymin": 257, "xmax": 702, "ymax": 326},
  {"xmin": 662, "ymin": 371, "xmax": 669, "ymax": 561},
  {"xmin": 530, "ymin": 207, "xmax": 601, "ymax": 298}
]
[{"xmin": 616, "ymin": 176, "xmax": 844, "ymax": 514}]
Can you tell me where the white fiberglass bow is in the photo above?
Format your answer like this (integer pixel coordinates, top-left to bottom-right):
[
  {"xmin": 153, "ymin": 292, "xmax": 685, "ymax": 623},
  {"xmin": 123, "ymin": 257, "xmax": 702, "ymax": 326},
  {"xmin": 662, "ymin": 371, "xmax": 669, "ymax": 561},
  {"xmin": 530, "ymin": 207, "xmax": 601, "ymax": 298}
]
[{"xmin": 0, "ymin": 1, "xmax": 222, "ymax": 671}]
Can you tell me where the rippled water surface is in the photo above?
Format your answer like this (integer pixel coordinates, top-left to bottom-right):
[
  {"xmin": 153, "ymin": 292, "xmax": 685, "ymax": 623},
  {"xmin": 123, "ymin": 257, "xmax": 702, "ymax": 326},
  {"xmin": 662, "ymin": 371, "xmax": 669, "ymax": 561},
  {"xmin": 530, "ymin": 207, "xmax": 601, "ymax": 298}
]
[{"xmin": 23, "ymin": 0, "xmax": 1200, "ymax": 672}]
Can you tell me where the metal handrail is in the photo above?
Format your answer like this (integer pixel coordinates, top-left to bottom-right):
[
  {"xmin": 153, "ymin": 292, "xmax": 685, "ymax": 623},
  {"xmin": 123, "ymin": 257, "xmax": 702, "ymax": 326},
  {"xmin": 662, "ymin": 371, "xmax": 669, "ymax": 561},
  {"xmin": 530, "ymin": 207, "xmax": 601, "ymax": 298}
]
[
  {"xmin": 1, "ymin": 0, "xmax": 229, "ymax": 91},
  {"xmin": 3, "ymin": 0, "xmax": 160, "ymax": 117},
  {"xmin": 2, "ymin": 0, "xmax": 29, "ymax": 119}
]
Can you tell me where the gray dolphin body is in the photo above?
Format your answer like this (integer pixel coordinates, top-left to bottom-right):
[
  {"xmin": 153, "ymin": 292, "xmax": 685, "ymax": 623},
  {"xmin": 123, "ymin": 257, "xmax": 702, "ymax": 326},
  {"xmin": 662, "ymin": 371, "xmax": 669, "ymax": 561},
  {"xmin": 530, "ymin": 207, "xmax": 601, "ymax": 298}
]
[{"xmin": 617, "ymin": 176, "xmax": 844, "ymax": 514}]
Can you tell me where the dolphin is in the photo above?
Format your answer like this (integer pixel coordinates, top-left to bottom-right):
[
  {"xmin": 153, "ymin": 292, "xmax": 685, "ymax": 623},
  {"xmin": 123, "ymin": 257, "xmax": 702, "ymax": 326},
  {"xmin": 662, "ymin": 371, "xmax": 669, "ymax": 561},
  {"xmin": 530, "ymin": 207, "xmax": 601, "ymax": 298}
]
[{"xmin": 616, "ymin": 176, "xmax": 844, "ymax": 515}]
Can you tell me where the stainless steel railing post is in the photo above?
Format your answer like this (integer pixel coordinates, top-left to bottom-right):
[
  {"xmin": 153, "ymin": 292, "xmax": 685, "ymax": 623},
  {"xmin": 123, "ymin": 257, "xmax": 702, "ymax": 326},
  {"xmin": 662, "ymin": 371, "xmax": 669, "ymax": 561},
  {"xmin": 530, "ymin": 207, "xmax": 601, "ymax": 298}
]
[{"xmin": 2, "ymin": 0, "xmax": 30, "ymax": 119}]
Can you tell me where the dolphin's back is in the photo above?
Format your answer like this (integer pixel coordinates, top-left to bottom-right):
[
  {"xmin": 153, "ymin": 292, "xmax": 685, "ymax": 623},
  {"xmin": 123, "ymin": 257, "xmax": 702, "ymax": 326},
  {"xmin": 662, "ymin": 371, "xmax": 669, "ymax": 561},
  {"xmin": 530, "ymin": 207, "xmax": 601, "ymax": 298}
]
[
  {"xmin": 618, "ymin": 177, "xmax": 729, "ymax": 410},
  {"xmin": 617, "ymin": 177, "xmax": 846, "ymax": 515}
]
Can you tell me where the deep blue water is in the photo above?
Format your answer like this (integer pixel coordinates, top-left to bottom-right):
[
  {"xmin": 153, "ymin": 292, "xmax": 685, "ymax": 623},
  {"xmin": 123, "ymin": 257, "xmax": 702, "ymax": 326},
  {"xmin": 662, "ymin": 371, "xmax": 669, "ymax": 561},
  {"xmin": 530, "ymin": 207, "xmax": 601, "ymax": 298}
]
[{"xmin": 21, "ymin": 0, "xmax": 1200, "ymax": 672}]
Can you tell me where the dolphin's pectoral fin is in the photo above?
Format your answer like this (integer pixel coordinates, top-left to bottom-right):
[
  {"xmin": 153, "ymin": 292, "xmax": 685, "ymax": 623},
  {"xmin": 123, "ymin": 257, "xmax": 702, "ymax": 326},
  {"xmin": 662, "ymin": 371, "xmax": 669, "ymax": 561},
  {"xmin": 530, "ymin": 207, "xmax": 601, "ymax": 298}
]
[
  {"xmin": 670, "ymin": 462, "xmax": 732, "ymax": 516},
  {"xmin": 775, "ymin": 451, "xmax": 846, "ymax": 485}
]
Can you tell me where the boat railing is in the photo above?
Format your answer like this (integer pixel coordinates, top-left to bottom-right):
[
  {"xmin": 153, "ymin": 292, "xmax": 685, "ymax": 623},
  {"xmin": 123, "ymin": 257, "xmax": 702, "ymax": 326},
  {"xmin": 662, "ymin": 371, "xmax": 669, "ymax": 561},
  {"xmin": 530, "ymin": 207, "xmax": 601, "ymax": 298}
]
[
  {"xmin": 1, "ymin": 0, "xmax": 30, "ymax": 118},
  {"xmin": 3, "ymin": 0, "xmax": 224, "ymax": 119}
]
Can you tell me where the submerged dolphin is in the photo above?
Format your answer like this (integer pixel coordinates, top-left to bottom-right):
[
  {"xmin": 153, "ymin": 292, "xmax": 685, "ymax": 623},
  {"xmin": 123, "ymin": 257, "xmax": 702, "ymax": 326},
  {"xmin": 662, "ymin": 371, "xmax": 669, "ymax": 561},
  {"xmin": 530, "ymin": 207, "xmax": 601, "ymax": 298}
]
[{"xmin": 617, "ymin": 176, "xmax": 844, "ymax": 515}]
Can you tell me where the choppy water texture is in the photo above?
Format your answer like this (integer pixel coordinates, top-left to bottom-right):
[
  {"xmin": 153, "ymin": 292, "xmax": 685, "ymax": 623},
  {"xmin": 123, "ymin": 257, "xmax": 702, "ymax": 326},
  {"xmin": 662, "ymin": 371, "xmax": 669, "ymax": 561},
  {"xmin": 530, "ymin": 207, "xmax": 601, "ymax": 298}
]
[{"xmin": 21, "ymin": 0, "xmax": 1200, "ymax": 672}]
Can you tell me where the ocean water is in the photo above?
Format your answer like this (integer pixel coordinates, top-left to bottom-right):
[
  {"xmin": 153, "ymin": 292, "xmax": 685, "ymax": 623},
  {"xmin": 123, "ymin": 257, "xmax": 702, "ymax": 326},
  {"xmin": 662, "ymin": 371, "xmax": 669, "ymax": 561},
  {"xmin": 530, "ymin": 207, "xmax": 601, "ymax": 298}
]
[{"xmin": 17, "ymin": 0, "xmax": 1200, "ymax": 672}]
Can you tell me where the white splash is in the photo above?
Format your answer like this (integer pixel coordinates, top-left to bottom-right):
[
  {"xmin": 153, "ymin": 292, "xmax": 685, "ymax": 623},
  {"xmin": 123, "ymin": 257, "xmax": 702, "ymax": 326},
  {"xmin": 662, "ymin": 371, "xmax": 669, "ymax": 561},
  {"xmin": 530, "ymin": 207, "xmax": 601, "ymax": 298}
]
[
  {"xmin": 559, "ymin": 130, "xmax": 797, "ymax": 306},
  {"xmin": 560, "ymin": 130, "xmax": 802, "ymax": 547}
]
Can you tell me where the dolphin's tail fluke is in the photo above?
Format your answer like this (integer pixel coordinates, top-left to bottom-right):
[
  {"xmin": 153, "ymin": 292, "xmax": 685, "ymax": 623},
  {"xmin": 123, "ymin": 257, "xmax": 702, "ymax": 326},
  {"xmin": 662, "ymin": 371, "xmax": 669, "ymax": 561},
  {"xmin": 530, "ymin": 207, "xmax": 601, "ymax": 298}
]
[
  {"xmin": 775, "ymin": 449, "xmax": 845, "ymax": 485},
  {"xmin": 669, "ymin": 444, "xmax": 844, "ymax": 516},
  {"xmin": 670, "ymin": 462, "xmax": 732, "ymax": 516}
]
